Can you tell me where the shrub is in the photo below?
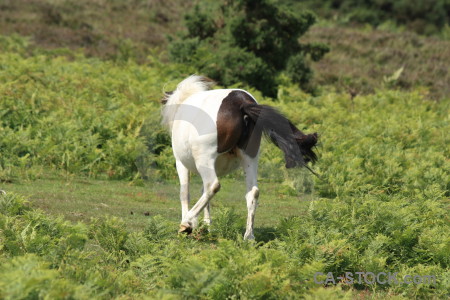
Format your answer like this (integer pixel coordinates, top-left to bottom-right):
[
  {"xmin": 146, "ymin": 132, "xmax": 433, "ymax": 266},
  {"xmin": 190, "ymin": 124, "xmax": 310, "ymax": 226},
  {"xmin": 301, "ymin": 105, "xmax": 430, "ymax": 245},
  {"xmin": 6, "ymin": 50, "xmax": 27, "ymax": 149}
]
[
  {"xmin": 0, "ymin": 38, "xmax": 184, "ymax": 180},
  {"xmin": 0, "ymin": 192, "xmax": 31, "ymax": 216},
  {"xmin": 168, "ymin": 0, "xmax": 329, "ymax": 96},
  {"xmin": 89, "ymin": 217, "xmax": 128, "ymax": 253},
  {"xmin": 209, "ymin": 206, "xmax": 245, "ymax": 240}
]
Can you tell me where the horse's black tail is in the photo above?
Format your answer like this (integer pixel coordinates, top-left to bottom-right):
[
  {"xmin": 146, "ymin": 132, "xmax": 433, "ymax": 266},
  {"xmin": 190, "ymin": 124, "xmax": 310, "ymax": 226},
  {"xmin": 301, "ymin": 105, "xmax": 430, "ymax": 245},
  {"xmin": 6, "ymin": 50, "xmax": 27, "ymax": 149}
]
[{"xmin": 241, "ymin": 103, "xmax": 318, "ymax": 168}]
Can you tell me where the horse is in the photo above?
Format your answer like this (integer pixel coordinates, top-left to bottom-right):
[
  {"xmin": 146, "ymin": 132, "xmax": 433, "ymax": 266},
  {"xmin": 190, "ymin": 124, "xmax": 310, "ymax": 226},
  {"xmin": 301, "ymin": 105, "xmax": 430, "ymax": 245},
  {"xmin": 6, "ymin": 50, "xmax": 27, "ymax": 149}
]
[{"xmin": 161, "ymin": 75, "xmax": 318, "ymax": 239}]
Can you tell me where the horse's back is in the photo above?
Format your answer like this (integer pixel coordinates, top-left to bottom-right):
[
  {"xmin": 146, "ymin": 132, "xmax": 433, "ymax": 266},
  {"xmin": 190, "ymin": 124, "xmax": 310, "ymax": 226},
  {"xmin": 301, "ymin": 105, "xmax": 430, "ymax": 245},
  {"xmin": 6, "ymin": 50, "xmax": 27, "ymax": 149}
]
[{"xmin": 171, "ymin": 89, "xmax": 259, "ymax": 174}]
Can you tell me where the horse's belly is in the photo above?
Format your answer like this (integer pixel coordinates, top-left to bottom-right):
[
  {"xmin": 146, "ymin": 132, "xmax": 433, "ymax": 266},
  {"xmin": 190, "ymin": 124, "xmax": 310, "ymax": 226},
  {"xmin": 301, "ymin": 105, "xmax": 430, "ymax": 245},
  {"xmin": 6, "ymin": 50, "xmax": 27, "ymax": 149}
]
[{"xmin": 215, "ymin": 151, "xmax": 241, "ymax": 177}]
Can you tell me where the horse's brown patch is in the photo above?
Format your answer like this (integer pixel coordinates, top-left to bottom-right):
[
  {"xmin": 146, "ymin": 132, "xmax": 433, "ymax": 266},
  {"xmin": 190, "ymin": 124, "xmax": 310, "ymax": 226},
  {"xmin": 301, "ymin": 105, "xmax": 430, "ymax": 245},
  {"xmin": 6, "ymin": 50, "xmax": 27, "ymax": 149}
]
[{"xmin": 216, "ymin": 90, "xmax": 261, "ymax": 157}]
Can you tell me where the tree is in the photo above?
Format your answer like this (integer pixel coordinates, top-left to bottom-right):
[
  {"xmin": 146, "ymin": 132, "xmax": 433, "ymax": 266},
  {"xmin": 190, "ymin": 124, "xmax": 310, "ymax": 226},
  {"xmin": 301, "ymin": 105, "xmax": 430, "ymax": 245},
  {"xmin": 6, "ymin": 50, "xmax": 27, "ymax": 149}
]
[{"xmin": 168, "ymin": 0, "xmax": 329, "ymax": 97}]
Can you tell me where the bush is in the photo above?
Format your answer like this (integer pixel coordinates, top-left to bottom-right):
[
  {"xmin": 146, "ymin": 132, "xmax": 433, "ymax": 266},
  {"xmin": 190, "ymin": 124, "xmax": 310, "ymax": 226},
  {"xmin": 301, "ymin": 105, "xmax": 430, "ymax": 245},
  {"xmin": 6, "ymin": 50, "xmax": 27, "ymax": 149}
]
[
  {"xmin": 0, "ymin": 36, "xmax": 184, "ymax": 180},
  {"xmin": 0, "ymin": 192, "xmax": 31, "ymax": 216},
  {"xmin": 168, "ymin": 0, "xmax": 329, "ymax": 96},
  {"xmin": 90, "ymin": 217, "xmax": 128, "ymax": 253},
  {"xmin": 209, "ymin": 206, "xmax": 245, "ymax": 240}
]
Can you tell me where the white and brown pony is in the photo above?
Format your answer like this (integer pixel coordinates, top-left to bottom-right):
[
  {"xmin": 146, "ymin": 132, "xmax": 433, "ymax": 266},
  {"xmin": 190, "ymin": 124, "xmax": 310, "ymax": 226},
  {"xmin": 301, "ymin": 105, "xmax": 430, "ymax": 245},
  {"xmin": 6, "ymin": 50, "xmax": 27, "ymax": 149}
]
[{"xmin": 161, "ymin": 75, "xmax": 318, "ymax": 239}]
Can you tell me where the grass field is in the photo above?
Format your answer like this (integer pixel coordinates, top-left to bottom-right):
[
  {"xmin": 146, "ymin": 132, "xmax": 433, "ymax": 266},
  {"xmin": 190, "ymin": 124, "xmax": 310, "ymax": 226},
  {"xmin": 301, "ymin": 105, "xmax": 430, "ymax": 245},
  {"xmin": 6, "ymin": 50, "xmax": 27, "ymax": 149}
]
[
  {"xmin": 2, "ymin": 175, "xmax": 312, "ymax": 233},
  {"xmin": 0, "ymin": 6, "xmax": 449, "ymax": 298}
]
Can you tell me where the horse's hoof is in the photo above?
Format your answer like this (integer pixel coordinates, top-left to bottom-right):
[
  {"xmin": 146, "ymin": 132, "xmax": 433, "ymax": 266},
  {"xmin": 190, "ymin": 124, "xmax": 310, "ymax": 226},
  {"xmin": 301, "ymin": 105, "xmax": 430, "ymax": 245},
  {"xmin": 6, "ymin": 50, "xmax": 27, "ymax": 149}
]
[
  {"xmin": 244, "ymin": 232, "xmax": 255, "ymax": 240},
  {"xmin": 179, "ymin": 224, "xmax": 193, "ymax": 234}
]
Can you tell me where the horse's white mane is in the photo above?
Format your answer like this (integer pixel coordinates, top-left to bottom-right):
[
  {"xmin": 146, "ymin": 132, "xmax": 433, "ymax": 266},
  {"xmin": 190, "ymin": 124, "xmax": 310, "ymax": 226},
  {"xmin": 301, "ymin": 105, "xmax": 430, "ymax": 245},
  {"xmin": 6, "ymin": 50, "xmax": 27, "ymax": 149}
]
[{"xmin": 161, "ymin": 75, "xmax": 215, "ymax": 130}]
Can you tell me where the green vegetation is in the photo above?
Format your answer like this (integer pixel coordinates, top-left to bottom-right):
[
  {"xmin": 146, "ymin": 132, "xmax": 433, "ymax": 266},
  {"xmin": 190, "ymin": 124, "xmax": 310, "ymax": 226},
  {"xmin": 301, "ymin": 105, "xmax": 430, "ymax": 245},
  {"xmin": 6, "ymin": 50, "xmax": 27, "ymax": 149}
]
[
  {"xmin": 1, "ymin": 176, "xmax": 310, "ymax": 233},
  {"xmin": 1, "ymin": 0, "xmax": 449, "ymax": 99},
  {"xmin": 0, "ymin": 1, "xmax": 449, "ymax": 299},
  {"xmin": 1, "ymin": 35, "xmax": 449, "ymax": 298},
  {"xmin": 168, "ymin": 0, "xmax": 329, "ymax": 96},
  {"xmin": 0, "ymin": 35, "xmax": 185, "ymax": 181}
]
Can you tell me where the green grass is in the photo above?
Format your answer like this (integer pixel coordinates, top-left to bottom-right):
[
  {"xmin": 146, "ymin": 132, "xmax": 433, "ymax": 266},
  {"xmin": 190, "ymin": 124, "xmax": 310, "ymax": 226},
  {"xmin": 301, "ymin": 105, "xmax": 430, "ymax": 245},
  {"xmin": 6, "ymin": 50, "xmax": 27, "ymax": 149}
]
[{"xmin": 2, "ymin": 175, "xmax": 312, "ymax": 232}]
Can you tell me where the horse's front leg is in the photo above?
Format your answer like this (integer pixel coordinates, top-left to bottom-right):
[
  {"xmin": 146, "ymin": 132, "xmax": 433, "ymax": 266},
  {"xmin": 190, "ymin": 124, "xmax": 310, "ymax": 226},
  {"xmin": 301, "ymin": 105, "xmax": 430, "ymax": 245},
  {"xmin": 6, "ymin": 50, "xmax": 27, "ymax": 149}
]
[{"xmin": 176, "ymin": 161, "xmax": 190, "ymax": 222}]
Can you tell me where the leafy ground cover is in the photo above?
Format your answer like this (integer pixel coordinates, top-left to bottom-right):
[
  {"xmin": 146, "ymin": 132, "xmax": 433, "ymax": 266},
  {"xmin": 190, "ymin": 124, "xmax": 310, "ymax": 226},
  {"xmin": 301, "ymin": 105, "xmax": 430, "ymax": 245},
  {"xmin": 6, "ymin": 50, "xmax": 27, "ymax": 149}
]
[
  {"xmin": 0, "ymin": 34, "xmax": 190, "ymax": 181},
  {"xmin": 1, "ymin": 35, "xmax": 449, "ymax": 298}
]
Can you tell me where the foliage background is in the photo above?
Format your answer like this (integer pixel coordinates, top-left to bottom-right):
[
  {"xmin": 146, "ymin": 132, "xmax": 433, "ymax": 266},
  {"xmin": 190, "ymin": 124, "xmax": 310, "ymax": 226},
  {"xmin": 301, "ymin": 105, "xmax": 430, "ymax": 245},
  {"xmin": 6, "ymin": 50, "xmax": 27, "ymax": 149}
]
[
  {"xmin": 0, "ymin": 0, "xmax": 449, "ymax": 299},
  {"xmin": 168, "ymin": 0, "xmax": 329, "ymax": 96}
]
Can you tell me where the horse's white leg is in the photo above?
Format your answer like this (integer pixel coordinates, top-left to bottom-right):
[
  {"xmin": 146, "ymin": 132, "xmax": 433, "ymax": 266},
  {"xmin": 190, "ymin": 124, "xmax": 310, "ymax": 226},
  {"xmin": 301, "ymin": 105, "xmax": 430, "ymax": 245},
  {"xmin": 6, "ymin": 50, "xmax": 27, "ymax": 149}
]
[
  {"xmin": 176, "ymin": 160, "xmax": 190, "ymax": 221},
  {"xmin": 204, "ymin": 201, "xmax": 211, "ymax": 226},
  {"xmin": 242, "ymin": 153, "xmax": 259, "ymax": 240},
  {"xmin": 199, "ymin": 186, "xmax": 212, "ymax": 226},
  {"xmin": 180, "ymin": 160, "xmax": 220, "ymax": 233}
]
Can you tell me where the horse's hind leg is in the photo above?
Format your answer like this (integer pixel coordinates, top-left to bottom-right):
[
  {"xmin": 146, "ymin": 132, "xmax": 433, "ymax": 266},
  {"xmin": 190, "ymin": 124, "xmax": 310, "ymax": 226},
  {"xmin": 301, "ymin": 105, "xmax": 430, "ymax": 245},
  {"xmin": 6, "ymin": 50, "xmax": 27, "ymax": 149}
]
[
  {"xmin": 204, "ymin": 201, "xmax": 211, "ymax": 226},
  {"xmin": 242, "ymin": 153, "xmax": 259, "ymax": 240},
  {"xmin": 197, "ymin": 186, "xmax": 212, "ymax": 226},
  {"xmin": 200, "ymin": 187, "xmax": 211, "ymax": 226},
  {"xmin": 179, "ymin": 158, "xmax": 220, "ymax": 234},
  {"xmin": 176, "ymin": 160, "xmax": 190, "ymax": 222}
]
